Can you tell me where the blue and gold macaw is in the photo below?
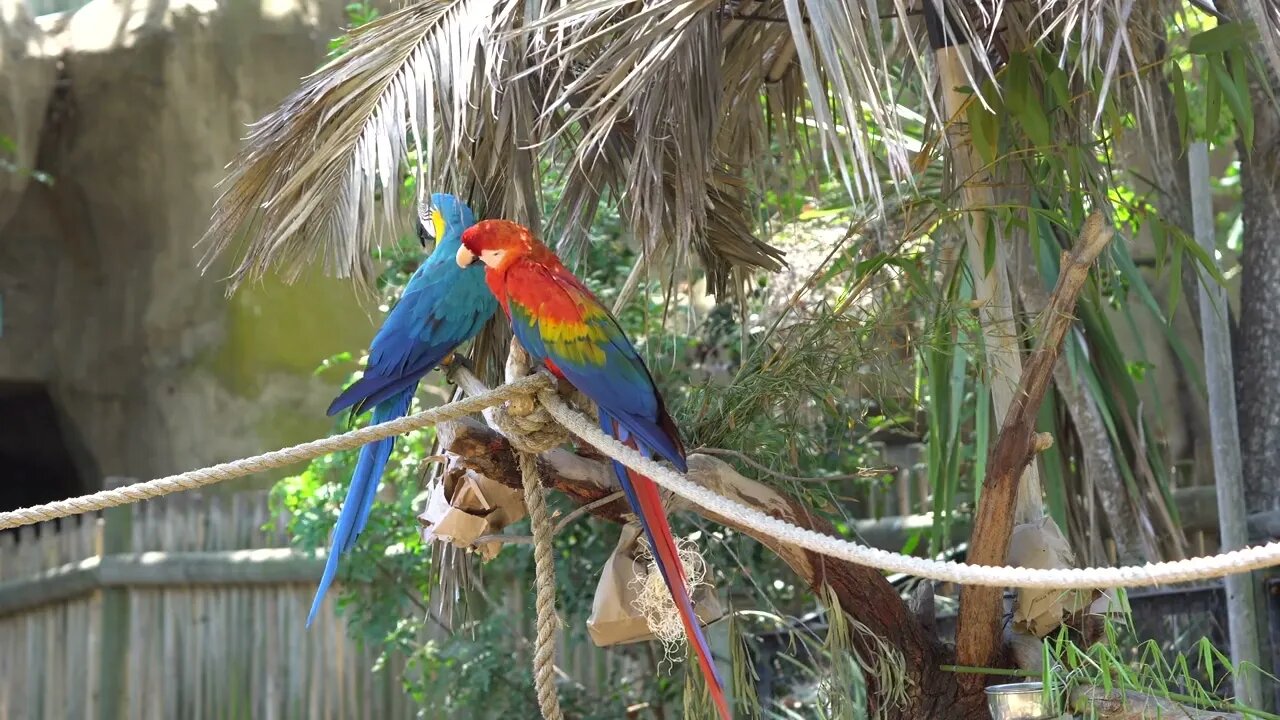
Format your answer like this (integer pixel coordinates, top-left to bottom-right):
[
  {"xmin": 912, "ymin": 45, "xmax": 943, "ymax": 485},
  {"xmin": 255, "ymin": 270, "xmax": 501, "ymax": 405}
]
[{"xmin": 307, "ymin": 193, "xmax": 498, "ymax": 627}]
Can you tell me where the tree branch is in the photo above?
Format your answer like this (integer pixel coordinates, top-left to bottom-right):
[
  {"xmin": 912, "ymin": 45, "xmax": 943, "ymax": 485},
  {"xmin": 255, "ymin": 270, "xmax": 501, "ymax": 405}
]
[
  {"xmin": 438, "ymin": 418, "xmax": 984, "ymax": 719},
  {"xmin": 437, "ymin": 418, "xmax": 631, "ymax": 524},
  {"xmin": 953, "ymin": 211, "xmax": 1115, "ymax": 690}
]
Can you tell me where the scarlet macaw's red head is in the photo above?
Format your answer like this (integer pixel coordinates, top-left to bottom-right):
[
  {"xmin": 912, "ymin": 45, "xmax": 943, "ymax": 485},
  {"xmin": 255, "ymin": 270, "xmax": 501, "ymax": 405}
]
[{"xmin": 456, "ymin": 219, "xmax": 543, "ymax": 272}]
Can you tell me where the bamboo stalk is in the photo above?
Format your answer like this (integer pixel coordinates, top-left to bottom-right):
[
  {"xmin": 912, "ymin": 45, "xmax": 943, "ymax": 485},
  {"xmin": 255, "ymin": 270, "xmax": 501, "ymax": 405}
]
[{"xmin": 932, "ymin": 19, "xmax": 1044, "ymax": 527}]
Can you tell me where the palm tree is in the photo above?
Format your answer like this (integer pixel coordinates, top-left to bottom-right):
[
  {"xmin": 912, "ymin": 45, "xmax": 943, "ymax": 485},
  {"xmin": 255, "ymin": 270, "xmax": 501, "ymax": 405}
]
[{"xmin": 202, "ymin": 0, "xmax": 1280, "ymax": 716}]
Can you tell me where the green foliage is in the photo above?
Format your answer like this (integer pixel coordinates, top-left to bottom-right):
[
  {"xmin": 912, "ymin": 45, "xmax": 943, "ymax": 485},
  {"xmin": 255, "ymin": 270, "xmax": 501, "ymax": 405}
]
[
  {"xmin": 270, "ymin": 2, "xmax": 1279, "ymax": 716},
  {"xmin": 0, "ymin": 135, "xmax": 53, "ymax": 185},
  {"xmin": 1039, "ymin": 603, "xmax": 1278, "ymax": 719}
]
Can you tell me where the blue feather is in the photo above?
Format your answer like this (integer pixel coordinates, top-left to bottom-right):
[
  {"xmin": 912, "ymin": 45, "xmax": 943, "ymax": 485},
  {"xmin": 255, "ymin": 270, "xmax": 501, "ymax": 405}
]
[
  {"xmin": 307, "ymin": 193, "xmax": 498, "ymax": 626},
  {"xmin": 307, "ymin": 388, "xmax": 412, "ymax": 626}
]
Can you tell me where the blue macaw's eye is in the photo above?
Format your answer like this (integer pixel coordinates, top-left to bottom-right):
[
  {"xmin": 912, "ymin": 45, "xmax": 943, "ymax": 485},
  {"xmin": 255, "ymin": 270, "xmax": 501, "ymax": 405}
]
[{"xmin": 417, "ymin": 207, "xmax": 446, "ymax": 248}]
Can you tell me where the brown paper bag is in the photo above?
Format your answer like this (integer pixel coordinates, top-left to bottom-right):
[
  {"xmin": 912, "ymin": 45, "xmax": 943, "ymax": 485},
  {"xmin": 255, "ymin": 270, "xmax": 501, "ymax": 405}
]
[
  {"xmin": 1008, "ymin": 515, "xmax": 1092, "ymax": 637},
  {"xmin": 587, "ymin": 525, "xmax": 725, "ymax": 647},
  {"xmin": 419, "ymin": 469, "xmax": 527, "ymax": 560}
]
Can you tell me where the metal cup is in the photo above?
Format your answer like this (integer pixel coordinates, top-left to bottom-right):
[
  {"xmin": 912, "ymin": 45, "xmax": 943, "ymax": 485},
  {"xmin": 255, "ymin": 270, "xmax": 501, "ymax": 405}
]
[{"xmin": 984, "ymin": 682, "xmax": 1057, "ymax": 720}]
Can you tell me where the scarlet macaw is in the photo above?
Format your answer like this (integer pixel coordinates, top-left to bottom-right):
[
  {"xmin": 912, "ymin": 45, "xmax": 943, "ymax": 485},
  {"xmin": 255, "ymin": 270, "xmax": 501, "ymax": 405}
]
[
  {"xmin": 455, "ymin": 220, "xmax": 731, "ymax": 720},
  {"xmin": 308, "ymin": 194, "xmax": 498, "ymax": 627}
]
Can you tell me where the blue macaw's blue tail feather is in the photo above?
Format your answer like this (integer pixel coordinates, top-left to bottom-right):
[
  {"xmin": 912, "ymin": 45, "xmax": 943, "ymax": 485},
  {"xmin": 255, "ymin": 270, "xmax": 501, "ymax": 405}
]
[
  {"xmin": 307, "ymin": 387, "xmax": 415, "ymax": 627},
  {"xmin": 308, "ymin": 193, "xmax": 496, "ymax": 628},
  {"xmin": 326, "ymin": 354, "xmax": 442, "ymax": 418}
]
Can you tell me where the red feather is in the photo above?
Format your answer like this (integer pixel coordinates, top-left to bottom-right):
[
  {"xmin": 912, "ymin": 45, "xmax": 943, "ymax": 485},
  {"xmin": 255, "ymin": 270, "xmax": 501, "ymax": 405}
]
[
  {"xmin": 461, "ymin": 220, "xmax": 732, "ymax": 719},
  {"xmin": 624, "ymin": 454, "xmax": 732, "ymax": 720}
]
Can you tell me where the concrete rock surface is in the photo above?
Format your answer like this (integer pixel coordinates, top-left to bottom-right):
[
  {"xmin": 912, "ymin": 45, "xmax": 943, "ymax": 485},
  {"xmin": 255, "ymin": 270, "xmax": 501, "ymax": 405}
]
[{"xmin": 0, "ymin": 0, "xmax": 384, "ymax": 489}]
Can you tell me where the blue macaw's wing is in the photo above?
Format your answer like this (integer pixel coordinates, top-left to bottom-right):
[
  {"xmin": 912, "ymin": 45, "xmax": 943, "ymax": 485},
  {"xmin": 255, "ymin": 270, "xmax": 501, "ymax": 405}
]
[
  {"xmin": 328, "ymin": 195, "xmax": 497, "ymax": 417},
  {"xmin": 503, "ymin": 261, "xmax": 685, "ymax": 470}
]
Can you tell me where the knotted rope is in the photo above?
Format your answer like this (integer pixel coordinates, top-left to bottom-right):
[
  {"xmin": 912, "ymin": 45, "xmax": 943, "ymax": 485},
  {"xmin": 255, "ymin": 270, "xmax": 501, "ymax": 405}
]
[
  {"xmin": 495, "ymin": 345, "xmax": 566, "ymax": 720},
  {"xmin": 519, "ymin": 452, "xmax": 564, "ymax": 720}
]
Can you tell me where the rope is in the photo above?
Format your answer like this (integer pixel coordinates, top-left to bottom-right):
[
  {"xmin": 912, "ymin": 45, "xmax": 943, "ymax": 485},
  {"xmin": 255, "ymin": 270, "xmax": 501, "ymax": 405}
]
[
  {"xmin": 0, "ymin": 375, "xmax": 550, "ymax": 531},
  {"xmin": 534, "ymin": 389, "xmax": 1280, "ymax": 590},
  {"xmin": 499, "ymin": 345, "xmax": 565, "ymax": 720},
  {"xmin": 3, "ymin": 372, "xmax": 1280, "ymax": 590},
  {"xmin": 520, "ymin": 452, "xmax": 564, "ymax": 720}
]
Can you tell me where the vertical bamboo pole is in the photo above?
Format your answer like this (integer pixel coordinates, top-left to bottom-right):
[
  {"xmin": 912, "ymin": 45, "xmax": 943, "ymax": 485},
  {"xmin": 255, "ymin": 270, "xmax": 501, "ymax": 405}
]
[
  {"xmin": 1189, "ymin": 141, "xmax": 1262, "ymax": 709},
  {"xmin": 926, "ymin": 2, "xmax": 1044, "ymax": 525}
]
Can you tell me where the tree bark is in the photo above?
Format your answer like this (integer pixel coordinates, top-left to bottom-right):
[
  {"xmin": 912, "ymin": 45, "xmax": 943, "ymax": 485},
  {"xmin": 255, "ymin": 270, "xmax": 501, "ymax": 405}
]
[
  {"xmin": 1235, "ymin": 57, "xmax": 1280, "ymax": 517},
  {"xmin": 1225, "ymin": 9, "xmax": 1280, "ymax": 710},
  {"xmin": 954, "ymin": 212, "xmax": 1114, "ymax": 695}
]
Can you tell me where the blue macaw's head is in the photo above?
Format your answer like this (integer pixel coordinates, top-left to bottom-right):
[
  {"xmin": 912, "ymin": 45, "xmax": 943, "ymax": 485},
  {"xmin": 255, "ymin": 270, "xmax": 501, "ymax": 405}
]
[{"xmin": 417, "ymin": 193, "xmax": 477, "ymax": 250}]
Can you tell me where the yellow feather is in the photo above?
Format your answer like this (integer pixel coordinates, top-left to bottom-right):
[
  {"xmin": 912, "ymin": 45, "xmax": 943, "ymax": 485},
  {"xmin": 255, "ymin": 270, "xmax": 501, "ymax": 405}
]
[
  {"xmin": 431, "ymin": 209, "xmax": 447, "ymax": 242},
  {"xmin": 541, "ymin": 316, "xmax": 608, "ymax": 365}
]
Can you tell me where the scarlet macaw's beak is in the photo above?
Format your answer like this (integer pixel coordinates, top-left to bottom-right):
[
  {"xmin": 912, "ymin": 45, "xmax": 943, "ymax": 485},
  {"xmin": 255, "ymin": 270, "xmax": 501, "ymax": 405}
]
[{"xmin": 456, "ymin": 246, "xmax": 477, "ymax": 268}]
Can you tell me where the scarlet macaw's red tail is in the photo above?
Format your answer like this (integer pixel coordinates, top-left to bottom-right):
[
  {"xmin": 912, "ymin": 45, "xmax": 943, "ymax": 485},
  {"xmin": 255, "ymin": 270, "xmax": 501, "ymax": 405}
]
[{"xmin": 618, "ymin": 462, "xmax": 732, "ymax": 720}]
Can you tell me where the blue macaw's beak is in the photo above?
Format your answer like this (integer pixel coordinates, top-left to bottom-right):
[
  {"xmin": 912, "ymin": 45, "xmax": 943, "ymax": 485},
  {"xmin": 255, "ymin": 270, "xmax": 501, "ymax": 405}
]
[{"xmin": 456, "ymin": 245, "xmax": 476, "ymax": 268}]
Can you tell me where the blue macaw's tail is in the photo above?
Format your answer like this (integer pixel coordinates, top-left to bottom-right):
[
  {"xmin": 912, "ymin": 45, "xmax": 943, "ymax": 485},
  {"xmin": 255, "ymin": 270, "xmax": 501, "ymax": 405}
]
[
  {"xmin": 600, "ymin": 411, "xmax": 732, "ymax": 720},
  {"xmin": 307, "ymin": 387, "xmax": 416, "ymax": 627},
  {"xmin": 326, "ymin": 357, "xmax": 437, "ymax": 418}
]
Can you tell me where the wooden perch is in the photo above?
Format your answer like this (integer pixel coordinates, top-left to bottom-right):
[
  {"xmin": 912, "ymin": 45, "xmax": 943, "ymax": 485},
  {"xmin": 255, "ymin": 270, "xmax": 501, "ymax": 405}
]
[
  {"xmin": 438, "ymin": 417, "xmax": 985, "ymax": 719},
  {"xmin": 953, "ymin": 211, "xmax": 1115, "ymax": 691},
  {"xmin": 436, "ymin": 419, "xmax": 629, "ymax": 523}
]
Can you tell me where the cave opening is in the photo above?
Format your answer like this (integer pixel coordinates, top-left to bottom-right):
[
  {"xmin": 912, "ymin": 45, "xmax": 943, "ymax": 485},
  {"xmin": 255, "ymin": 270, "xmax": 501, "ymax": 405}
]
[{"xmin": 0, "ymin": 381, "xmax": 93, "ymax": 524}]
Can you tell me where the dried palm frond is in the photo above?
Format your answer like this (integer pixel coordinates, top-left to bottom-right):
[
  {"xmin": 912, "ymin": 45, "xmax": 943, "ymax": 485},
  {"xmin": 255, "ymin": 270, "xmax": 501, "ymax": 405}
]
[
  {"xmin": 200, "ymin": 0, "xmax": 522, "ymax": 291},
  {"xmin": 201, "ymin": 0, "xmax": 929, "ymax": 291},
  {"xmin": 202, "ymin": 0, "xmax": 1247, "ymax": 296}
]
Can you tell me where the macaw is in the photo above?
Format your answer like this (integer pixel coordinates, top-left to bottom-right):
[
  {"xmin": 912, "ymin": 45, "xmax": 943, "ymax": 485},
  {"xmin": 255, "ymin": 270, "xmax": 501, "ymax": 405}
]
[
  {"xmin": 307, "ymin": 193, "xmax": 499, "ymax": 627},
  {"xmin": 455, "ymin": 220, "xmax": 731, "ymax": 720}
]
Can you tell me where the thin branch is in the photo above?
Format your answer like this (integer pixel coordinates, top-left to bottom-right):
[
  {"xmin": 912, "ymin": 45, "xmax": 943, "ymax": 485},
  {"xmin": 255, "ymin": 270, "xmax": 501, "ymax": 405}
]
[
  {"xmin": 692, "ymin": 447, "xmax": 896, "ymax": 483},
  {"xmin": 552, "ymin": 491, "xmax": 627, "ymax": 532},
  {"xmin": 953, "ymin": 212, "xmax": 1116, "ymax": 691},
  {"xmin": 473, "ymin": 533, "xmax": 535, "ymax": 546}
]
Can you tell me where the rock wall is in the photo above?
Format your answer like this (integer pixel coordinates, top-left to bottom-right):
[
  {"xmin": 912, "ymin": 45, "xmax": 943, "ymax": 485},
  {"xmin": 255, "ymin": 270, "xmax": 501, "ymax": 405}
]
[{"xmin": 0, "ymin": 0, "xmax": 381, "ymax": 491}]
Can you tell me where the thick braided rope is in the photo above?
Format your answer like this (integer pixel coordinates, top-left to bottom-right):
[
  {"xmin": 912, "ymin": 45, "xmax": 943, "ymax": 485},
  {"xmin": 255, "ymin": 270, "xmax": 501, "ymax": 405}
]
[
  {"xmin": 520, "ymin": 452, "xmax": 564, "ymax": 720},
  {"xmin": 3, "ymin": 372, "xmax": 1279, "ymax": 589},
  {"xmin": 536, "ymin": 389, "xmax": 1280, "ymax": 590},
  {"xmin": 0, "ymin": 376, "xmax": 551, "ymax": 532}
]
